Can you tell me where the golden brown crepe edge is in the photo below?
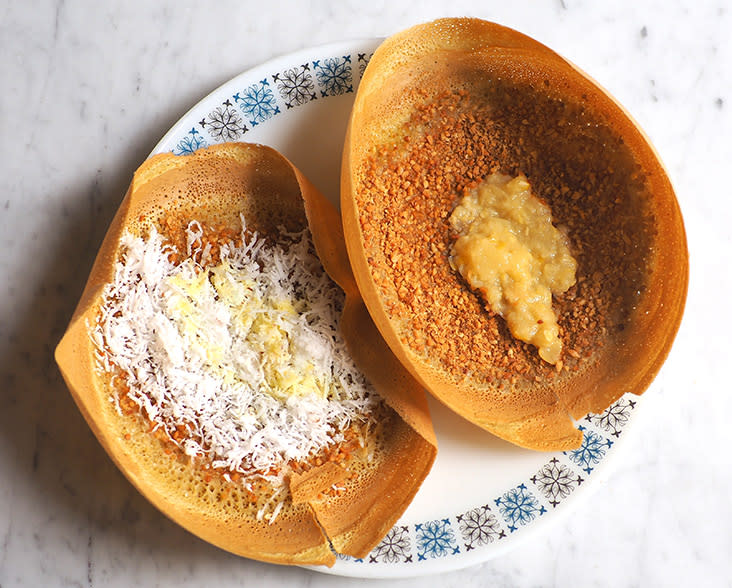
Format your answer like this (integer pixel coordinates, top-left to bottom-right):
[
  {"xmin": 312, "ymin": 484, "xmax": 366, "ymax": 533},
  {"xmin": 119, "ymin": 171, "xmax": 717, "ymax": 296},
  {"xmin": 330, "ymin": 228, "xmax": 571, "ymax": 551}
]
[
  {"xmin": 291, "ymin": 154, "xmax": 437, "ymax": 555},
  {"xmin": 55, "ymin": 146, "xmax": 337, "ymax": 565},
  {"xmin": 55, "ymin": 143, "xmax": 436, "ymax": 565},
  {"xmin": 341, "ymin": 17, "xmax": 687, "ymax": 450},
  {"xmin": 341, "ymin": 24, "xmax": 583, "ymax": 451}
]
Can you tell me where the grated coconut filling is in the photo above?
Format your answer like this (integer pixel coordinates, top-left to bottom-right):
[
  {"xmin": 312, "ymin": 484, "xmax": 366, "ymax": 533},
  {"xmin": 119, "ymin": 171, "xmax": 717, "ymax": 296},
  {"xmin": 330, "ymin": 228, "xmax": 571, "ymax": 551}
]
[{"xmin": 90, "ymin": 218, "xmax": 379, "ymax": 495}]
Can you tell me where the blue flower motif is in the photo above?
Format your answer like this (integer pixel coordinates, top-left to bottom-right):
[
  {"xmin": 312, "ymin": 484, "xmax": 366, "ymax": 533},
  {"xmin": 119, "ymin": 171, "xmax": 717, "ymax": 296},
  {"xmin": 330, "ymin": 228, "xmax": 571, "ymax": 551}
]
[
  {"xmin": 335, "ymin": 553, "xmax": 364, "ymax": 563},
  {"xmin": 313, "ymin": 56, "xmax": 353, "ymax": 97},
  {"xmin": 565, "ymin": 428, "xmax": 613, "ymax": 474},
  {"xmin": 172, "ymin": 127, "xmax": 208, "ymax": 156},
  {"xmin": 233, "ymin": 80, "xmax": 280, "ymax": 126},
  {"xmin": 415, "ymin": 519, "xmax": 459, "ymax": 560},
  {"xmin": 495, "ymin": 484, "xmax": 546, "ymax": 532}
]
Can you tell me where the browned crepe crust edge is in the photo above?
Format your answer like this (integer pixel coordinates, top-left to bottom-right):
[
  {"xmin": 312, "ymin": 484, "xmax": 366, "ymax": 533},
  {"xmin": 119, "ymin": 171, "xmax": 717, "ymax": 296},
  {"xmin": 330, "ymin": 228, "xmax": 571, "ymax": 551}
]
[
  {"xmin": 341, "ymin": 18, "xmax": 688, "ymax": 451},
  {"xmin": 55, "ymin": 143, "xmax": 436, "ymax": 565}
]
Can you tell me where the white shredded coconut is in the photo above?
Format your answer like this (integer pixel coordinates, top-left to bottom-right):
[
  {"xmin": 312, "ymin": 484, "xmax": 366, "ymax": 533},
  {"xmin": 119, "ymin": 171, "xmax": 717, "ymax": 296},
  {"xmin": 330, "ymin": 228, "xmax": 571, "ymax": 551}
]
[{"xmin": 92, "ymin": 218, "xmax": 379, "ymax": 495}]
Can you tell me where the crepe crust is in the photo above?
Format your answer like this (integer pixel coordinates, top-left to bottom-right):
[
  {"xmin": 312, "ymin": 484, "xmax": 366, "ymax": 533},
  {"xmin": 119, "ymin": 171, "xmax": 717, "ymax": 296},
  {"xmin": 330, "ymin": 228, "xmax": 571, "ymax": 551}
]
[
  {"xmin": 55, "ymin": 143, "xmax": 436, "ymax": 566},
  {"xmin": 341, "ymin": 18, "xmax": 688, "ymax": 450}
]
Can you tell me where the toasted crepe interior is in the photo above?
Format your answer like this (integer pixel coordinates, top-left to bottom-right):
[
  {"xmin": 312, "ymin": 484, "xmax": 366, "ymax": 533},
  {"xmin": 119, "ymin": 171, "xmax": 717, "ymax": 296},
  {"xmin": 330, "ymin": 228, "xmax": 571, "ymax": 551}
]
[
  {"xmin": 55, "ymin": 143, "xmax": 436, "ymax": 566},
  {"xmin": 342, "ymin": 18, "xmax": 688, "ymax": 450}
]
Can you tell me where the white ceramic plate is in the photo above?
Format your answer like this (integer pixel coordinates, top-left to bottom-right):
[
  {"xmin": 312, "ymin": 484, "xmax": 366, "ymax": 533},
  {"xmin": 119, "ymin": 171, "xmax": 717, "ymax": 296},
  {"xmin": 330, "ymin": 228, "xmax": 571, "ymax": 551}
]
[{"xmin": 151, "ymin": 39, "xmax": 645, "ymax": 579}]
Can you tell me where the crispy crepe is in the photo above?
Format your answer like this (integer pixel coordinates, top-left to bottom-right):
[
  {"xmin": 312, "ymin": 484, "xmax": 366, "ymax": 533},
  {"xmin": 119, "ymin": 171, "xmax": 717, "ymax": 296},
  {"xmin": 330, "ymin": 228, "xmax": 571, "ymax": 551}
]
[
  {"xmin": 341, "ymin": 18, "xmax": 687, "ymax": 450},
  {"xmin": 55, "ymin": 143, "xmax": 436, "ymax": 566}
]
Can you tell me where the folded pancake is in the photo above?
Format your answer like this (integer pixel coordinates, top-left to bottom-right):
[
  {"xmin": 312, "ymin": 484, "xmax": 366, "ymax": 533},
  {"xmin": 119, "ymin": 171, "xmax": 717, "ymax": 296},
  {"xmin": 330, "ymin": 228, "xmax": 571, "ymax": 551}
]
[
  {"xmin": 55, "ymin": 143, "xmax": 436, "ymax": 565},
  {"xmin": 341, "ymin": 18, "xmax": 687, "ymax": 450}
]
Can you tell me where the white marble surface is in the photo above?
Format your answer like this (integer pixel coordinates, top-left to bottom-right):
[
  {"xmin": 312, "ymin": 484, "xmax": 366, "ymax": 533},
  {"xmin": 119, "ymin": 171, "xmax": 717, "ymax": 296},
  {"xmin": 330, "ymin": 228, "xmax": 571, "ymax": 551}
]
[{"xmin": 1, "ymin": 0, "xmax": 730, "ymax": 586}]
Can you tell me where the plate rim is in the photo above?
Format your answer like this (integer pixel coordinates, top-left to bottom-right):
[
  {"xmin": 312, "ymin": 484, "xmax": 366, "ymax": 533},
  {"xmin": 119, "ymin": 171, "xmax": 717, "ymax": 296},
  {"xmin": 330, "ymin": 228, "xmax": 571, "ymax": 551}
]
[
  {"xmin": 148, "ymin": 37, "xmax": 647, "ymax": 579},
  {"xmin": 150, "ymin": 37, "xmax": 384, "ymax": 158}
]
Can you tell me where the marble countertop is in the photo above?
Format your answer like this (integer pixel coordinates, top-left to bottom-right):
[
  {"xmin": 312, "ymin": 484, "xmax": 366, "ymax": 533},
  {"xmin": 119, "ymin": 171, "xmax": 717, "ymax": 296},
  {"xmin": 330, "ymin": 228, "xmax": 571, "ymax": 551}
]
[{"xmin": 1, "ymin": 1, "xmax": 729, "ymax": 586}]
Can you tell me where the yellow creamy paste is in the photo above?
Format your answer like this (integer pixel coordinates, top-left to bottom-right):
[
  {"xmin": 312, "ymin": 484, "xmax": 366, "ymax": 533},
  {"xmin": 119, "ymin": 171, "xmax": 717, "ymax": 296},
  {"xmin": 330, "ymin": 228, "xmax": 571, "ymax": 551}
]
[
  {"xmin": 165, "ymin": 260, "xmax": 323, "ymax": 400},
  {"xmin": 448, "ymin": 174, "xmax": 577, "ymax": 364}
]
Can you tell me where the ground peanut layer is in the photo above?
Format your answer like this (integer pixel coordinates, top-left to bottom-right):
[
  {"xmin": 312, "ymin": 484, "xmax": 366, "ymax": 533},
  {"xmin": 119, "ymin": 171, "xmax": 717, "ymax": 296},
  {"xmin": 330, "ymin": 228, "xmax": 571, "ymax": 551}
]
[{"xmin": 355, "ymin": 87, "xmax": 656, "ymax": 390}]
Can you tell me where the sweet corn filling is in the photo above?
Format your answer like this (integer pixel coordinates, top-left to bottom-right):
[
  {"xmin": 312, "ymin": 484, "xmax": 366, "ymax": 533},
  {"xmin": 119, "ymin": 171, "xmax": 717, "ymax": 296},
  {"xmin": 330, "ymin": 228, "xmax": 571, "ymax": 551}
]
[{"xmin": 448, "ymin": 174, "xmax": 577, "ymax": 364}]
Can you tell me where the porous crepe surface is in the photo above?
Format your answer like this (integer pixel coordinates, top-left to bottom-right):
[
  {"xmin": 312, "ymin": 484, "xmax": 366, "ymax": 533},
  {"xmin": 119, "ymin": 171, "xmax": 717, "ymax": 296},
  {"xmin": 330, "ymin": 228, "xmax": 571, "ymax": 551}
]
[
  {"xmin": 55, "ymin": 143, "xmax": 436, "ymax": 566},
  {"xmin": 342, "ymin": 18, "xmax": 688, "ymax": 450}
]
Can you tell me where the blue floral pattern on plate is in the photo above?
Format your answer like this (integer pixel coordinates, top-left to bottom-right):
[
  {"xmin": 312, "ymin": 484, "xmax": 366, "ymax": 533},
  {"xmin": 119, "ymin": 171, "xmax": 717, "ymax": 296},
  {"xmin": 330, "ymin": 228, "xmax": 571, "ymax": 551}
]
[
  {"xmin": 369, "ymin": 525, "xmax": 412, "ymax": 563},
  {"xmin": 457, "ymin": 505, "xmax": 506, "ymax": 549},
  {"xmin": 495, "ymin": 484, "xmax": 547, "ymax": 532},
  {"xmin": 313, "ymin": 55, "xmax": 353, "ymax": 96},
  {"xmin": 415, "ymin": 519, "xmax": 460, "ymax": 560},
  {"xmin": 564, "ymin": 427, "xmax": 614, "ymax": 475},
  {"xmin": 273, "ymin": 64, "xmax": 316, "ymax": 108},
  {"xmin": 172, "ymin": 128, "xmax": 208, "ymax": 156},
  {"xmin": 531, "ymin": 457, "xmax": 585, "ymax": 507},
  {"xmin": 199, "ymin": 101, "xmax": 247, "ymax": 141},
  {"xmin": 356, "ymin": 52, "xmax": 373, "ymax": 78},
  {"xmin": 233, "ymin": 79, "xmax": 280, "ymax": 126},
  {"xmin": 152, "ymin": 41, "xmax": 648, "ymax": 575},
  {"xmin": 585, "ymin": 397, "xmax": 637, "ymax": 438}
]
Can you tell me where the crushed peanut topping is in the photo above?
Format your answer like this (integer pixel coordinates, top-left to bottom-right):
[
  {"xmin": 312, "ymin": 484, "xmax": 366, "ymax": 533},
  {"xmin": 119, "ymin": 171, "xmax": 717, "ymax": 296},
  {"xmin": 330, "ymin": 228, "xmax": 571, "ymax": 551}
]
[{"xmin": 355, "ymin": 88, "xmax": 655, "ymax": 388}]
